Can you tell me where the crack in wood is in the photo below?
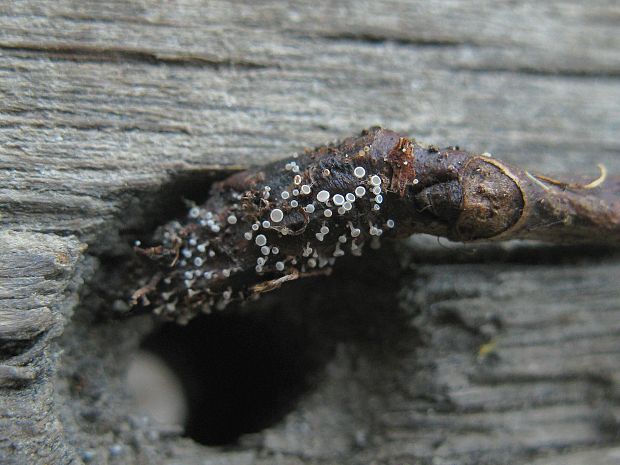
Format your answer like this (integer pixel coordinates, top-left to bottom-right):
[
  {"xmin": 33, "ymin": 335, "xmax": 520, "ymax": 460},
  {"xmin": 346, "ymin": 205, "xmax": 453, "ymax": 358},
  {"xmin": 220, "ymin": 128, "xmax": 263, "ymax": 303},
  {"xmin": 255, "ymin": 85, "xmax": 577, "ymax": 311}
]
[{"xmin": 0, "ymin": 43, "xmax": 272, "ymax": 69}]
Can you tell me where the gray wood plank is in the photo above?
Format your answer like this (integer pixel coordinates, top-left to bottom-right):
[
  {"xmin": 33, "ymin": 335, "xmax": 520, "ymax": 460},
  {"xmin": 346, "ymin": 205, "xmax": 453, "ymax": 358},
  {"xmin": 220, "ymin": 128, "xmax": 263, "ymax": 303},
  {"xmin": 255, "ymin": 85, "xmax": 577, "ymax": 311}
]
[{"xmin": 0, "ymin": 1, "xmax": 619, "ymax": 464}]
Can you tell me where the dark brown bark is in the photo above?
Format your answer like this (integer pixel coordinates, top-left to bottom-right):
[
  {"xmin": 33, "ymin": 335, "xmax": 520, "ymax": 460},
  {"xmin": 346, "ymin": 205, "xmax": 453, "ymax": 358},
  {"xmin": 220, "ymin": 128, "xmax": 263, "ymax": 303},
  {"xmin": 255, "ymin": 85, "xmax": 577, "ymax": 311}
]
[{"xmin": 135, "ymin": 128, "xmax": 620, "ymax": 322}]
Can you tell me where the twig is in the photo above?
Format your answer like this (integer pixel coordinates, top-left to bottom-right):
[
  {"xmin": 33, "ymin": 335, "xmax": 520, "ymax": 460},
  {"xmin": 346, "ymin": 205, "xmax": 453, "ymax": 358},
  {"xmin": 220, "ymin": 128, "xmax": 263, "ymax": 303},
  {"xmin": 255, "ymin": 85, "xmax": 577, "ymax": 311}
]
[{"xmin": 134, "ymin": 128, "xmax": 620, "ymax": 322}]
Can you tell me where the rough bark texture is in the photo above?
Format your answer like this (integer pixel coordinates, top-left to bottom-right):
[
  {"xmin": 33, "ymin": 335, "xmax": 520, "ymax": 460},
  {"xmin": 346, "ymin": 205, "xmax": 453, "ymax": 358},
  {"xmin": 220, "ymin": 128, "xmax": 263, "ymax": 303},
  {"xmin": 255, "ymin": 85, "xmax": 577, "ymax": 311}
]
[{"xmin": 1, "ymin": 1, "xmax": 620, "ymax": 464}]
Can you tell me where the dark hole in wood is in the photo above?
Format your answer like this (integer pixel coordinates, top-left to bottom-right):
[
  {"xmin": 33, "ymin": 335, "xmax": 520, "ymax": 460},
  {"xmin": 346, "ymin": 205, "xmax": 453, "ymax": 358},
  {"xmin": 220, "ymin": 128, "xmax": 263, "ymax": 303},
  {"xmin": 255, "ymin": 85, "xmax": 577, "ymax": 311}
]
[
  {"xmin": 139, "ymin": 305, "xmax": 320, "ymax": 446},
  {"xmin": 118, "ymin": 169, "xmax": 238, "ymax": 240},
  {"xmin": 114, "ymin": 168, "xmax": 414, "ymax": 446},
  {"xmin": 134, "ymin": 245, "xmax": 409, "ymax": 446}
]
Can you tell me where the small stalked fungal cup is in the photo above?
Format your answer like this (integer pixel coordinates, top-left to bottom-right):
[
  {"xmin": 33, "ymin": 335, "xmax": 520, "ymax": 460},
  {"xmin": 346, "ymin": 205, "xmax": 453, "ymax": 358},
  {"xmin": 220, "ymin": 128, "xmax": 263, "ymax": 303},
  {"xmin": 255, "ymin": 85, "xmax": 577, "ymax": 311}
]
[{"xmin": 133, "ymin": 127, "xmax": 620, "ymax": 323}]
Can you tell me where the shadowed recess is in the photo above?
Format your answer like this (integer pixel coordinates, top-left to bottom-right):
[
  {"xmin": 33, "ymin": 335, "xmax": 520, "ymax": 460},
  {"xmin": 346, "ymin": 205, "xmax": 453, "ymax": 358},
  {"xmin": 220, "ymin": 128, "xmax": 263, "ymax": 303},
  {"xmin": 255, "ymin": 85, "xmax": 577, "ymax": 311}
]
[
  {"xmin": 133, "ymin": 246, "xmax": 408, "ymax": 446},
  {"xmin": 139, "ymin": 308, "xmax": 318, "ymax": 445}
]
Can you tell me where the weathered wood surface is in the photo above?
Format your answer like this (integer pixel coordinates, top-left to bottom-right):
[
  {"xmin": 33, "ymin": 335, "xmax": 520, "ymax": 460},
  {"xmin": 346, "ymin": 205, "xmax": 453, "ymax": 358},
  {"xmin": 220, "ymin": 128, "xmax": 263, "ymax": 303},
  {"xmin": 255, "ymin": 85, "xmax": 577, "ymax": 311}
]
[{"xmin": 1, "ymin": 1, "xmax": 619, "ymax": 464}]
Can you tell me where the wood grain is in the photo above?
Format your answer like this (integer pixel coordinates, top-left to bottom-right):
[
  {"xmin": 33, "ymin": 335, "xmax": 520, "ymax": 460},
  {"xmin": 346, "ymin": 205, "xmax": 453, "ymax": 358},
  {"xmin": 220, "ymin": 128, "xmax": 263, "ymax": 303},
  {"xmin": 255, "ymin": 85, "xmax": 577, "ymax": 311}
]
[{"xmin": 1, "ymin": 1, "xmax": 619, "ymax": 464}]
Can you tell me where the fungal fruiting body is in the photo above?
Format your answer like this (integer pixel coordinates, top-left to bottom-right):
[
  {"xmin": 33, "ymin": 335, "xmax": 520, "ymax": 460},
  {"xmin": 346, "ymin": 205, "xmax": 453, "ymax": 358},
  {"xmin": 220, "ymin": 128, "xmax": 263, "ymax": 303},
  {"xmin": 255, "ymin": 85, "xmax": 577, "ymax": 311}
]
[{"xmin": 134, "ymin": 128, "xmax": 620, "ymax": 322}]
